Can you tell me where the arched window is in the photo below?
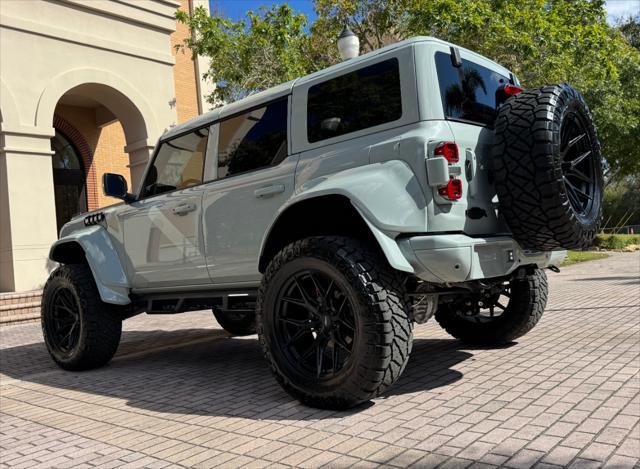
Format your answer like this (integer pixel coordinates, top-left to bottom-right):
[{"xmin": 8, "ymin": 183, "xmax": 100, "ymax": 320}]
[{"xmin": 51, "ymin": 130, "xmax": 88, "ymax": 232}]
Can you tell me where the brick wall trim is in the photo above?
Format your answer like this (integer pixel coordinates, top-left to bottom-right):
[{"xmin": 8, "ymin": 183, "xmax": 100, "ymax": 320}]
[{"xmin": 52, "ymin": 114, "xmax": 99, "ymax": 211}]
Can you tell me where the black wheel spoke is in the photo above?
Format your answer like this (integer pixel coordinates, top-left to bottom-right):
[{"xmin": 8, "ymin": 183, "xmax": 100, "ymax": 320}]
[
  {"xmin": 564, "ymin": 179, "xmax": 583, "ymax": 208},
  {"xmin": 316, "ymin": 341, "xmax": 325, "ymax": 378},
  {"xmin": 299, "ymin": 343, "xmax": 316, "ymax": 363},
  {"xmin": 307, "ymin": 272, "xmax": 323, "ymax": 299},
  {"xmin": 278, "ymin": 316, "xmax": 315, "ymax": 328},
  {"xmin": 61, "ymin": 321, "xmax": 78, "ymax": 348},
  {"xmin": 336, "ymin": 296, "xmax": 348, "ymax": 315},
  {"xmin": 281, "ymin": 296, "xmax": 308, "ymax": 309},
  {"xmin": 324, "ymin": 280, "xmax": 334, "ymax": 301},
  {"xmin": 285, "ymin": 327, "xmax": 310, "ymax": 348},
  {"xmin": 566, "ymin": 132, "xmax": 585, "ymax": 152},
  {"xmin": 294, "ymin": 277, "xmax": 317, "ymax": 311},
  {"xmin": 339, "ymin": 318, "xmax": 355, "ymax": 331},
  {"xmin": 570, "ymin": 150, "xmax": 591, "ymax": 168},
  {"xmin": 58, "ymin": 290, "xmax": 76, "ymax": 312},
  {"xmin": 566, "ymin": 167, "xmax": 593, "ymax": 184},
  {"xmin": 275, "ymin": 268, "xmax": 356, "ymax": 381},
  {"xmin": 565, "ymin": 178, "xmax": 592, "ymax": 201},
  {"xmin": 331, "ymin": 341, "xmax": 339, "ymax": 375}
]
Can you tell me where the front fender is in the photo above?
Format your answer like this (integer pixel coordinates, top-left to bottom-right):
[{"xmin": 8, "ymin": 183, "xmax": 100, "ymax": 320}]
[{"xmin": 50, "ymin": 226, "xmax": 131, "ymax": 305}]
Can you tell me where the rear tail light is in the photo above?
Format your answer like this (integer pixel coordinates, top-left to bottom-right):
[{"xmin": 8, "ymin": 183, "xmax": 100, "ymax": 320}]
[
  {"xmin": 434, "ymin": 142, "xmax": 459, "ymax": 163},
  {"xmin": 503, "ymin": 84, "xmax": 523, "ymax": 96},
  {"xmin": 438, "ymin": 179, "xmax": 463, "ymax": 200}
]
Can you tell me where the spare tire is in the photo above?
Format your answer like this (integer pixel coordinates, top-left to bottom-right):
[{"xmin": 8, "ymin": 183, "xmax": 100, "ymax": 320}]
[{"xmin": 492, "ymin": 84, "xmax": 603, "ymax": 251}]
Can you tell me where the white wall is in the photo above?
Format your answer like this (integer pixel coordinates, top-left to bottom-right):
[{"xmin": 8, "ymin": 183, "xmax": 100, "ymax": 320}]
[{"xmin": 0, "ymin": 0, "xmax": 182, "ymax": 291}]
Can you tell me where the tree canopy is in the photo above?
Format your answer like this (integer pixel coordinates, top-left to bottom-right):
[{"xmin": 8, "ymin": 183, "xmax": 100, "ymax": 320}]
[{"xmin": 177, "ymin": 0, "xmax": 639, "ymax": 179}]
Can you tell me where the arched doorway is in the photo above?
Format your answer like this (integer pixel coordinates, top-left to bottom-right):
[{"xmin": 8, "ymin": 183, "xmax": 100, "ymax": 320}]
[{"xmin": 51, "ymin": 130, "xmax": 87, "ymax": 232}]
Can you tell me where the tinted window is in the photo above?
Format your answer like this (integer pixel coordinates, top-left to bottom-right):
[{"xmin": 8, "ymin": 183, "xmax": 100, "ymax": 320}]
[
  {"xmin": 435, "ymin": 51, "xmax": 510, "ymax": 127},
  {"xmin": 307, "ymin": 58, "xmax": 402, "ymax": 143},
  {"xmin": 217, "ymin": 99, "xmax": 288, "ymax": 179},
  {"xmin": 141, "ymin": 128, "xmax": 208, "ymax": 198}
]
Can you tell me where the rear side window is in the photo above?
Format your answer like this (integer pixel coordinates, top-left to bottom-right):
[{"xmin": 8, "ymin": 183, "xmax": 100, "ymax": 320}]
[
  {"xmin": 307, "ymin": 58, "xmax": 402, "ymax": 143},
  {"xmin": 217, "ymin": 99, "xmax": 288, "ymax": 179},
  {"xmin": 435, "ymin": 51, "xmax": 510, "ymax": 127},
  {"xmin": 141, "ymin": 128, "xmax": 208, "ymax": 198}
]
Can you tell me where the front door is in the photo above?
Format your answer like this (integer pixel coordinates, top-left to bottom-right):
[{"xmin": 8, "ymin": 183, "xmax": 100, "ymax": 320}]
[{"xmin": 120, "ymin": 127, "xmax": 211, "ymax": 289}]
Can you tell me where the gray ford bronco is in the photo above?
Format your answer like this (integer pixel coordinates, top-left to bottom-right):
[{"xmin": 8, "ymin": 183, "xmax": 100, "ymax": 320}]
[{"xmin": 43, "ymin": 37, "xmax": 603, "ymax": 409}]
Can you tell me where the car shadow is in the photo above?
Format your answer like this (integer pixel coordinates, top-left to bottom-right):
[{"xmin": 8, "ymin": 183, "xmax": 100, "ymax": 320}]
[{"xmin": 0, "ymin": 327, "xmax": 480, "ymax": 420}]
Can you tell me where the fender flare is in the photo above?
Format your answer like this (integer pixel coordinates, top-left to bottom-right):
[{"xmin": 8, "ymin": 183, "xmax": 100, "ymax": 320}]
[
  {"xmin": 49, "ymin": 226, "xmax": 131, "ymax": 305},
  {"xmin": 261, "ymin": 160, "xmax": 426, "ymax": 273}
]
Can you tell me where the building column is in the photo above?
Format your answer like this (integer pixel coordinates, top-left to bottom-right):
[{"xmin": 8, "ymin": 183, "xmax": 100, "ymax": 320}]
[
  {"xmin": 0, "ymin": 125, "xmax": 58, "ymax": 292},
  {"xmin": 124, "ymin": 139, "xmax": 155, "ymax": 193}
]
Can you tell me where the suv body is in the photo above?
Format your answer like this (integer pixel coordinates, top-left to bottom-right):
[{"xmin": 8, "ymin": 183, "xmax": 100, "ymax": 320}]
[
  {"xmin": 45, "ymin": 36, "xmax": 596, "ymax": 409},
  {"xmin": 51, "ymin": 36, "xmax": 564, "ymax": 303}
]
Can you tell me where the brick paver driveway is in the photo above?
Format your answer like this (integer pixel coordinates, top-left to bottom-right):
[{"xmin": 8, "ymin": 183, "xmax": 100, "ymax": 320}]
[{"xmin": 1, "ymin": 252, "xmax": 639, "ymax": 468}]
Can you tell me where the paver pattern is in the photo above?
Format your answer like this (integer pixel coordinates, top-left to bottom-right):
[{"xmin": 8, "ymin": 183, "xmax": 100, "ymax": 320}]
[{"xmin": 1, "ymin": 252, "xmax": 638, "ymax": 468}]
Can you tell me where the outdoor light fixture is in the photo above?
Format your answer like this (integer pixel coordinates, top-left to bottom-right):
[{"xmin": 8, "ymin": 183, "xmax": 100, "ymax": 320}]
[{"xmin": 337, "ymin": 26, "xmax": 359, "ymax": 61}]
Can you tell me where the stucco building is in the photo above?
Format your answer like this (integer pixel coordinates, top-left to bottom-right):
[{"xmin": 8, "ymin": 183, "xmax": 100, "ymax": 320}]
[{"xmin": 0, "ymin": 0, "xmax": 213, "ymax": 302}]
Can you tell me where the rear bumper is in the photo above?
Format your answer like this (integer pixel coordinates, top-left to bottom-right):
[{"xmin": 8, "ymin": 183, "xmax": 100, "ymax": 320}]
[{"xmin": 398, "ymin": 234, "xmax": 566, "ymax": 283}]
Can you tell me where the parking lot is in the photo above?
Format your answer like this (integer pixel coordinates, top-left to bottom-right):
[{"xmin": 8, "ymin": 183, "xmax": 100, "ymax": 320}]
[{"xmin": 1, "ymin": 252, "xmax": 638, "ymax": 468}]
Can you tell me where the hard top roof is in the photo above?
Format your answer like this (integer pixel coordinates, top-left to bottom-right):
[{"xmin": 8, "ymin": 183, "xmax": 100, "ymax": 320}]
[{"xmin": 160, "ymin": 36, "xmax": 511, "ymax": 140}]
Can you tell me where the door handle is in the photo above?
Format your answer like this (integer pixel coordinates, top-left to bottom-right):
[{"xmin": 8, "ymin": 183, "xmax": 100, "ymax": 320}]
[
  {"xmin": 254, "ymin": 184, "xmax": 285, "ymax": 198},
  {"xmin": 171, "ymin": 203, "xmax": 197, "ymax": 215}
]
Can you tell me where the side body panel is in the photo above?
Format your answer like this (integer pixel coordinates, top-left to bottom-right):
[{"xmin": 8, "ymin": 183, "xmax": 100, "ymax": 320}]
[
  {"xmin": 117, "ymin": 185, "xmax": 210, "ymax": 289},
  {"xmin": 203, "ymin": 155, "xmax": 298, "ymax": 284}
]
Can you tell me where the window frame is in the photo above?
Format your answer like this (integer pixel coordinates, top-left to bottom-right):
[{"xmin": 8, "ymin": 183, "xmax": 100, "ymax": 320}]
[
  {"xmin": 433, "ymin": 50, "xmax": 512, "ymax": 129},
  {"xmin": 209, "ymin": 96, "xmax": 290, "ymax": 183},
  {"xmin": 306, "ymin": 57, "xmax": 403, "ymax": 144},
  {"xmin": 290, "ymin": 46, "xmax": 418, "ymax": 154},
  {"xmin": 135, "ymin": 96, "xmax": 291, "ymax": 201},
  {"xmin": 136, "ymin": 123, "xmax": 213, "ymax": 201}
]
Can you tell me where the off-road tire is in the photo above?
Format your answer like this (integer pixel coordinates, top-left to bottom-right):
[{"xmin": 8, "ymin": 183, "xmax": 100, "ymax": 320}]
[
  {"xmin": 257, "ymin": 236, "xmax": 413, "ymax": 410},
  {"xmin": 435, "ymin": 268, "xmax": 548, "ymax": 345},
  {"xmin": 41, "ymin": 264, "xmax": 122, "ymax": 370},
  {"xmin": 493, "ymin": 84, "xmax": 603, "ymax": 251},
  {"xmin": 213, "ymin": 310, "xmax": 256, "ymax": 336}
]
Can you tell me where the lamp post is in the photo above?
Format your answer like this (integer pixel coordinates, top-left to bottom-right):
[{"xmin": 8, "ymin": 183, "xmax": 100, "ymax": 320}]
[{"xmin": 337, "ymin": 26, "xmax": 359, "ymax": 61}]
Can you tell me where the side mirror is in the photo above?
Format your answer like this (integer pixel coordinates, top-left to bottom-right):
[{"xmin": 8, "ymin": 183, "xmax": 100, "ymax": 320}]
[{"xmin": 103, "ymin": 173, "xmax": 133, "ymax": 202}]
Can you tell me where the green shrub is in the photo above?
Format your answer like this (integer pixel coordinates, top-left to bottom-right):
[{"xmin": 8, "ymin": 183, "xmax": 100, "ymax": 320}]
[
  {"xmin": 560, "ymin": 251, "xmax": 609, "ymax": 267},
  {"xmin": 595, "ymin": 234, "xmax": 640, "ymax": 250}
]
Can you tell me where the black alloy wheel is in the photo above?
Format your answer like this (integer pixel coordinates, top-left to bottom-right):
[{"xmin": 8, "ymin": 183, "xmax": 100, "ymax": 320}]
[
  {"xmin": 257, "ymin": 236, "xmax": 413, "ymax": 409},
  {"xmin": 41, "ymin": 264, "xmax": 122, "ymax": 371},
  {"xmin": 559, "ymin": 111, "xmax": 599, "ymax": 220},
  {"xmin": 43, "ymin": 285, "xmax": 82, "ymax": 358},
  {"xmin": 454, "ymin": 282, "xmax": 512, "ymax": 324},
  {"xmin": 435, "ymin": 268, "xmax": 548, "ymax": 345},
  {"xmin": 274, "ymin": 269, "xmax": 356, "ymax": 380}
]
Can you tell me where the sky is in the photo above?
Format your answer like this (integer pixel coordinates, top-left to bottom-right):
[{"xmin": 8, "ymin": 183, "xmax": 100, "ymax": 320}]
[
  {"xmin": 209, "ymin": 0, "xmax": 638, "ymax": 25},
  {"xmin": 209, "ymin": 0, "xmax": 315, "ymax": 22}
]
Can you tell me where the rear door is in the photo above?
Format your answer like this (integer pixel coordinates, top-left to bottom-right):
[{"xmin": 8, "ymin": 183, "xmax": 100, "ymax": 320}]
[
  {"xmin": 119, "ymin": 127, "xmax": 212, "ymax": 288},
  {"xmin": 431, "ymin": 45, "xmax": 513, "ymax": 235},
  {"xmin": 202, "ymin": 98, "xmax": 296, "ymax": 284}
]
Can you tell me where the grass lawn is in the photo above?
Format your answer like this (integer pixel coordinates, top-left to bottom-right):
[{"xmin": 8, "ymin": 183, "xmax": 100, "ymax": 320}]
[{"xmin": 560, "ymin": 250, "xmax": 609, "ymax": 267}]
